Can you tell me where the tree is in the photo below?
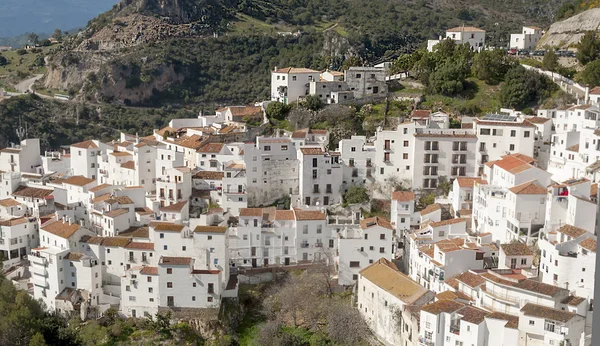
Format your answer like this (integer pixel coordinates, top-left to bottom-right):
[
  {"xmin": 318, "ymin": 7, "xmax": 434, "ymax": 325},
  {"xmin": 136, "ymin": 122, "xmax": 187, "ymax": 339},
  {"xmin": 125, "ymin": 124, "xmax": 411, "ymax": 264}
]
[
  {"xmin": 27, "ymin": 33, "xmax": 39, "ymax": 45},
  {"xmin": 52, "ymin": 29, "xmax": 62, "ymax": 41},
  {"xmin": 576, "ymin": 31, "xmax": 599, "ymax": 65},
  {"xmin": 326, "ymin": 302, "xmax": 369, "ymax": 345},
  {"xmin": 0, "ymin": 55, "xmax": 7, "ymax": 66},
  {"xmin": 303, "ymin": 95, "xmax": 322, "ymax": 111},
  {"xmin": 266, "ymin": 101, "xmax": 289, "ymax": 121},
  {"xmin": 428, "ymin": 60, "xmax": 468, "ymax": 96},
  {"xmin": 577, "ymin": 60, "xmax": 600, "ymax": 87},
  {"xmin": 343, "ymin": 186, "xmax": 370, "ymax": 205},
  {"xmin": 437, "ymin": 176, "xmax": 452, "ymax": 197},
  {"xmin": 542, "ymin": 49, "xmax": 559, "ymax": 72},
  {"xmin": 418, "ymin": 192, "xmax": 436, "ymax": 208},
  {"xmin": 500, "ymin": 65, "xmax": 555, "ymax": 109},
  {"xmin": 472, "ymin": 49, "xmax": 514, "ymax": 85},
  {"xmin": 28, "ymin": 333, "xmax": 47, "ymax": 346}
]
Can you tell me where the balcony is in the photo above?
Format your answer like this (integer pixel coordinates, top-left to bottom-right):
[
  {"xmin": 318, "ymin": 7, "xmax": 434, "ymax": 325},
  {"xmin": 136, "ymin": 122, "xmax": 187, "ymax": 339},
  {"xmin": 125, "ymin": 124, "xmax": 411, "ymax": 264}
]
[
  {"xmin": 31, "ymin": 276, "xmax": 48, "ymax": 289},
  {"xmin": 450, "ymin": 324, "xmax": 460, "ymax": 335},
  {"xmin": 419, "ymin": 337, "xmax": 435, "ymax": 346},
  {"xmin": 28, "ymin": 254, "xmax": 48, "ymax": 266},
  {"xmin": 300, "ymin": 243, "xmax": 310, "ymax": 248},
  {"xmin": 31, "ymin": 265, "xmax": 48, "ymax": 277},
  {"xmin": 312, "ymin": 188, "xmax": 320, "ymax": 194}
]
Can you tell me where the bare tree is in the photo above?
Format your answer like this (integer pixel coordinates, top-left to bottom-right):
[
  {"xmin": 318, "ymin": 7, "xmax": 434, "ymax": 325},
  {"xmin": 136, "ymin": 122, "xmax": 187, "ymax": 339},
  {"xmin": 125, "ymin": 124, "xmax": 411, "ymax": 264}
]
[{"xmin": 326, "ymin": 301, "xmax": 369, "ymax": 345}]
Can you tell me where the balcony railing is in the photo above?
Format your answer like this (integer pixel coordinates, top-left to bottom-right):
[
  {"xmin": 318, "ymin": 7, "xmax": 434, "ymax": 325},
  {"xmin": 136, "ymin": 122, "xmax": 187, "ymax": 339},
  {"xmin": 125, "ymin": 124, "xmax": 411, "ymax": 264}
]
[{"xmin": 301, "ymin": 243, "xmax": 309, "ymax": 248}]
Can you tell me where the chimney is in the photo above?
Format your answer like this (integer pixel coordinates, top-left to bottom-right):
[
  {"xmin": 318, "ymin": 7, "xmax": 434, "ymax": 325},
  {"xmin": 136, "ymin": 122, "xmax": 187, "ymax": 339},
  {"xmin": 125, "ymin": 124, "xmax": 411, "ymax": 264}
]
[{"xmin": 274, "ymin": 66, "xmax": 278, "ymax": 72}]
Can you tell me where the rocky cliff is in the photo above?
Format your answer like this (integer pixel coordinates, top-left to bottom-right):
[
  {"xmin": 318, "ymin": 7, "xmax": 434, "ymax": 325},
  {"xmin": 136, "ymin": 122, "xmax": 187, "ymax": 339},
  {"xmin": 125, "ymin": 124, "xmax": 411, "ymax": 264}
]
[{"xmin": 537, "ymin": 8, "xmax": 600, "ymax": 48}]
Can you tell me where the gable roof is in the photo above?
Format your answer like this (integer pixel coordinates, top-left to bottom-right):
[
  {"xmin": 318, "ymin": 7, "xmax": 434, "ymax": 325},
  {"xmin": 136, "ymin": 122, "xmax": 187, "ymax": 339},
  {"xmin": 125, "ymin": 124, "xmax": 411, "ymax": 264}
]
[
  {"xmin": 197, "ymin": 142, "xmax": 224, "ymax": 153},
  {"xmin": 454, "ymin": 271, "xmax": 486, "ymax": 288},
  {"xmin": 194, "ymin": 171, "xmax": 225, "ymax": 180},
  {"xmin": 392, "ymin": 191, "xmax": 415, "ymax": 202},
  {"xmin": 486, "ymin": 312, "xmax": 519, "ymax": 329},
  {"xmin": 12, "ymin": 186, "xmax": 53, "ymax": 198},
  {"xmin": 557, "ymin": 224, "xmax": 587, "ymax": 239},
  {"xmin": 447, "ymin": 26, "xmax": 485, "ymax": 32},
  {"xmin": 71, "ymin": 140, "xmax": 98, "ymax": 149},
  {"xmin": 42, "ymin": 220, "xmax": 80, "ymax": 239},
  {"xmin": 160, "ymin": 256, "xmax": 192, "ymax": 266},
  {"xmin": 294, "ymin": 209, "xmax": 326, "ymax": 221},
  {"xmin": 0, "ymin": 198, "xmax": 21, "ymax": 207},
  {"xmin": 520, "ymin": 303, "xmax": 576, "ymax": 323},
  {"xmin": 455, "ymin": 177, "xmax": 486, "ymax": 188},
  {"xmin": 411, "ymin": 110, "xmax": 432, "ymax": 118},
  {"xmin": 500, "ymin": 243, "xmax": 533, "ymax": 256},
  {"xmin": 526, "ymin": 116, "xmax": 552, "ymax": 124},
  {"xmin": 89, "ymin": 184, "xmax": 112, "ymax": 192},
  {"xmin": 152, "ymin": 223, "xmax": 185, "ymax": 232},
  {"xmin": 421, "ymin": 300, "xmax": 464, "ymax": 315},
  {"xmin": 193, "ymin": 226, "xmax": 227, "ymax": 233},
  {"xmin": 509, "ymin": 180, "xmax": 547, "ymax": 195},
  {"xmin": 359, "ymin": 258, "xmax": 429, "ymax": 304},
  {"xmin": 160, "ymin": 200, "xmax": 188, "ymax": 212},
  {"xmin": 239, "ymin": 208, "xmax": 263, "ymax": 217},
  {"xmin": 63, "ymin": 175, "xmax": 96, "ymax": 187},
  {"xmin": 140, "ymin": 266, "xmax": 158, "ymax": 275},
  {"xmin": 458, "ymin": 306, "xmax": 489, "ymax": 325},
  {"xmin": 579, "ymin": 237, "xmax": 597, "ymax": 252},
  {"xmin": 513, "ymin": 279, "xmax": 563, "ymax": 297},
  {"xmin": 420, "ymin": 203, "xmax": 442, "ymax": 216},
  {"xmin": 493, "ymin": 155, "xmax": 534, "ymax": 174},
  {"xmin": 360, "ymin": 216, "xmax": 393, "ymax": 230},
  {"xmin": 104, "ymin": 208, "xmax": 129, "ymax": 218},
  {"xmin": 430, "ymin": 218, "xmax": 465, "ymax": 227},
  {"xmin": 121, "ymin": 161, "xmax": 135, "ymax": 170},
  {"xmin": 273, "ymin": 67, "xmax": 320, "ymax": 74},
  {"xmin": 125, "ymin": 242, "xmax": 154, "ymax": 250},
  {"xmin": 299, "ymin": 148, "xmax": 324, "ymax": 155}
]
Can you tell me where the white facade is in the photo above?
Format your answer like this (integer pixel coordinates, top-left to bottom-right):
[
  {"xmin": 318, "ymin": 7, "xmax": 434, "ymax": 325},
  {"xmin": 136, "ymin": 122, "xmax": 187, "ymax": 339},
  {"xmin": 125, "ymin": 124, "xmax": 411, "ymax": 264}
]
[
  {"xmin": 510, "ymin": 26, "xmax": 543, "ymax": 50},
  {"xmin": 271, "ymin": 67, "xmax": 320, "ymax": 104},
  {"xmin": 427, "ymin": 26, "xmax": 486, "ymax": 52}
]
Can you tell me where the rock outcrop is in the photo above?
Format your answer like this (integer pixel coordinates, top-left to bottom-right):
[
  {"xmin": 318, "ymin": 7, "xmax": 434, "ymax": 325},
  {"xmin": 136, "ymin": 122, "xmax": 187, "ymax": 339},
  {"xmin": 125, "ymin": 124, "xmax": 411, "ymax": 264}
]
[{"xmin": 537, "ymin": 8, "xmax": 600, "ymax": 48}]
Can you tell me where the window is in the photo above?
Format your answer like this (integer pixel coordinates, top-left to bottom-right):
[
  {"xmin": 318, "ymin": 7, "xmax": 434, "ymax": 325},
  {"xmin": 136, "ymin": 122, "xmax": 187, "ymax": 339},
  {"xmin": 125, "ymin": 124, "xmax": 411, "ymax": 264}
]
[
  {"xmin": 281, "ymin": 145, "xmax": 288, "ymax": 151},
  {"xmin": 524, "ymin": 131, "xmax": 530, "ymax": 138},
  {"xmin": 167, "ymin": 282, "xmax": 173, "ymax": 288},
  {"xmin": 480, "ymin": 128, "xmax": 490, "ymax": 135},
  {"xmin": 312, "ymin": 158, "xmax": 318, "ymax": 167},
  {"xmin": 208, "ymin": 283, "xmax": 214, "ymax": 294},
  {"xmin": 521, "ymin": 258, "xmax": 527, "ymax": 265},
  {"xmin": 380, "ymin": 234, "xmax": 385, "ymax": 240},
  {"xmin": 192, "ymin": 296, "xmax": 196, "ymax": 301},
  {"xmin": 147, "ymin": 277, "xmax": 152, "ymax": 282},
  {"xmin": 529, "ymin": 320, "xmax": 535, "ymax": 326},
  {"xmin": 379, "ymin": 247, "xmax": 385, "ymax": 253},
  {"xmin": 509, "ymin": 144, "xmax": 515, "ymax": 151},
  {"xmin": 207, "ymin": 297, "xmax": 213, "ymax": 302},
  {"xmin": 182, "ymin": 246, "xmax": 186, "ymax": 251},
  {"xmin": 160, "ymin": 233, "xmax": 164, "ymax": 239},
  {"xmin": 264, "ymin": 145, "xmax": 271, "ymax": 151},
  {"xmin": 349, "ymin": 261, "xmax": 360, "ymax": 268},
  {"xmin": 510, "ymin": 130, "xmax": 516, "ymax": 137},
  {"xmin": 403, "ymin": 141, "xmax": 409, "ymax": 147},
  {"xmin": 403, "ymin": 153, "xmax": 408, "ymax": 160},
  {"xmin": 167, "ymin": 268, "xmax": 173, "ymax": 274}
]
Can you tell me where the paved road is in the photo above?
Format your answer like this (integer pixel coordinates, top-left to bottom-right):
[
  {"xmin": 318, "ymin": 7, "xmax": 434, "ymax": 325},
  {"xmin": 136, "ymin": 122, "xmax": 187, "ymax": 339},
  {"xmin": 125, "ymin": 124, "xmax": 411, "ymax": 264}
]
[{"xmin": 14, "ymin": 74, "xmax": 44, "ymax": 93}]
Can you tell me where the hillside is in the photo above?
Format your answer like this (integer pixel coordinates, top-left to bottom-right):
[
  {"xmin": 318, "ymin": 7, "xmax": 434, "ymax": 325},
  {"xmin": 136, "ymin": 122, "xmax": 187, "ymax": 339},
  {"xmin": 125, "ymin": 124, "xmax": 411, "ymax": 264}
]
[
  {"xmin": 537, "ymin": 8, "xmax": 600, "ymax": 48},
  {"xmin": 41, "ymin": 0, "xmax": 570, "ymax": 106}
]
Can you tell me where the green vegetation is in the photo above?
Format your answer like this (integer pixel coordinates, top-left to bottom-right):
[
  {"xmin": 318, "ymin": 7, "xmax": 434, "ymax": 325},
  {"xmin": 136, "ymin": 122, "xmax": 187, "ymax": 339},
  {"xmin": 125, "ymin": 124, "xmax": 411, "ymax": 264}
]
[
  {"xmin": 0, "ymin": 95, "xmax": 195, "ymax": 149},
  {"xmin": 343, "ymin": 186, "xmax": 370, "ymax": 205},
  {"xmin": 0, "ymin": 45, "xmax": 57, "ymax": 87},
  {"xmin": 576, "ymin": 31, "xmax": 600, "ymax": 65},
  {"xmin": 542, "ymin": 49, "xmax": 559, "ymax": 72},
  {"xmin": 500, "ymin": 65, "xmax": 557, "ymax": 110},
  {"xmin": 577, "ymin": 59, "xmax": 600, "ymax": 87},
  {"xmin": 472, "ymin": 49, "xmax": 515, "ymax": 85},
  {"xmin": 556, "ymin": 0, "xmax": 600, "ymax": 20}
]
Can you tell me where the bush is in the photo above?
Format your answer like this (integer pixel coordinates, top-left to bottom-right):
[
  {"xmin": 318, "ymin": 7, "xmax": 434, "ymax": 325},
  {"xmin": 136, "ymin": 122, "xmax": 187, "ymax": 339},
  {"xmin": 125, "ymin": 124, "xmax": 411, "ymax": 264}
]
[
  {"xmin": 472, "ymin": 49, "xmax": 514, "ymax": 85},
  {"xmin": 500, "ymin": 66, "xmax": 556, "ymax": 109},
  {"xmin": 343, "ymin": 186, "xmax": 370, "ymax": 205},
  {"xmin": 577, "ymin": 59, "xmax": 600, "ymax": 87},
  {"xmin": 16, "ymin": 49, "xmax": 27, "ymax": 55},
  {"xmin": 266, "ymin": 101, "xmax": 290, "ymax": 121}
]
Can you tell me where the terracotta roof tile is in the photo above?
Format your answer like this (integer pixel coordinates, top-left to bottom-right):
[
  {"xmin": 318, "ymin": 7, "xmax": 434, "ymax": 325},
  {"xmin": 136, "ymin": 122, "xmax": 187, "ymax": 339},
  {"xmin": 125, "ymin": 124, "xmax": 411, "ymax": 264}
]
[
  {"xmin": 275, "ymin": 210, "xmax": 295, "ymax": 221},
  {"xmin": 520, "ymin": 303, "xmax": 576, "ymax": 323},
  {"xmin": 104, "ymin": 208, "xmax": 129, "ymax": 218},
  {"xmin": 513, "ymin": 280, "xmax": 562, "ymax": 296},
  {"xmin": 579, "ymin": 237, "xmax": 596, "ymax": 252},
  {"xmin": 500, "ymin": 243, "xmax": 533, "ymax": 256},
  {"xmin": 447, "ymin": 26, "xmax": 485, "ymax": 32},
  {"xmin": 454, "ymin": 271, "xmax": 486, "ymax": 288},
  {"xmin": 557, "ymin": 224, "xmax": 588, "ymax": 239},
  {"xmin": 140, "ymin": 266, "xmax": 158, "ymax": 275},
  {"xmin": 0, "ymin": 198, "xmax": 21, "ymax": 207},
  {"xmin": 152, "ymin": 223, "xmax": 185, "ymax": 232},
  {"xmin": 421, "ymin": 300, "xmax": 464, "ymax": 315},
  {"xmin": 125, "ymin": 242, "xmax": 154, "ymax": 250},
  {"xmin": 359, "ymin": 258, "xmax": 428, "ymax": 304},
  {"xmin": 160, "ymin": 256, "xmax": 192, "ymax": 265},
  {"xmin": 562, "ymin": 295, "xmax": 586, "ymax": 306},
  {"xmin": 194, "ymin": 171, "xmax": 225, "ymax": 180},
  {"xmin": 71, "ymin": 140, "xmax": 98, "ymax": 149},
  {"xmin": 102, "ymin": 237, "xmax": 131, "ymax": 247},
  {"xmin": 89, "ymin": 184, "xmax": 112, "ymax": 192},
  {"xmin": 420, "ymin": 203, "xmax": 442, "ymax": 216},
  {"xmin": 299, "ymin": 147, "xmax": 324, "ymax": 155},
  {"xmin": 273, "ymin": 67, "xmax": 320, "ymax": 74},
  {"xmin": 458, "ymin": 306, "xmax": 489, "ymax": 324},
  {"xmin": 121, "ymin": 161, "xmax": 135, "ymax": 170},
  {"xmin": 392, "ymin": 191, "xmax": 415, "ymax": 202},
  {"xmin": 294, "ymin": 209, "xmax": 326, "ymax": 221},
  {"xmin": 197, "ymin": 142, "xmax": 224, "ymax": 153},
  {"xmin": 64, "ymin": 252, "xmax": 85, "ymax": 261},
  {"xmin": 526, "ymin": 116, "xmax": 552, "ymax": 124},
  {"xmin": 160, "ymin": 200, "xmax": 188, "ymax": 212},
  {"xmin": 411, "ymin": 110, "xmax": 432, "ymax": 118},
  {"xmin": 509, "ymin": 180, "xmax": 547, "ymax": 195},
  {"xmin": 119, "ymin": 226, "xmax": 149, "ymax": 238},
  {"xmin": 360, "ymin": 216, "xmax": 393, "ymax": 230},
  {"xmin": 42, "ymin": 220, "xmax": 80, "ymax": 239},
  {"xmin": 12, "ymin": 186, "xmax": 53, "ymax": 198},
  {"xmin": 64, "ymin": 175, "xmax": 96, "ymax": 187},
  {"xmin": 456, "ymin": 177, "xmax": 486, "ymax": 188},
  {"xmin": 430, "ymin": 218, "xmax": 465, "ymax": 227},
  {"xmin": 193, "ymin": 226, "xmax": 226, "ymax": 233},
  {"xmin": 109, "ymin": 151, "xmax": 132, "ymax": 157}
]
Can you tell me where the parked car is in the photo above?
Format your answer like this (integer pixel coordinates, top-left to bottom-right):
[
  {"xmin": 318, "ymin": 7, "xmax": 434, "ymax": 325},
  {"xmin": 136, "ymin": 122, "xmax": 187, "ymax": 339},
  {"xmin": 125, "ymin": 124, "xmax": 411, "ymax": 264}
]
[
  {"xmin": 532, "ymin": 50, "xmax": 546, "ymax": 56},
  {"xmin": 508, "ymin": 48, "xmax": 517, "ymax": 55},
  {"xmin": 518, "ymin": 50, "xmax": 529, "ymax": 56}
]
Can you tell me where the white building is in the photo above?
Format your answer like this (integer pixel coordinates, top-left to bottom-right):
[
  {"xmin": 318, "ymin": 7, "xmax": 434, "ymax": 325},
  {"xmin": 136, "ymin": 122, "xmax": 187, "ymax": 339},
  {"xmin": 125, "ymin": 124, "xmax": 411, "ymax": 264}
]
[
  {"xmin": 297, "ymin": 147, "xmax": 343, "ymax": 207},
  {"xmin": 0, "ymin": 139, "xmax": 42, "ymax": 174},
  {"xmin": 427, "ymin": 26, "xmax": 486, "ymax": 52},
  {"xmin": 271, "ymin": 67, "xmax": 320, "ymax": 104},
  {"xmin": 509, "ymin": 26, "xmax": 543, "ymax": 50},
  {"xmin": 357, "ymin": 258, "xmax": 434, "ymax": 346},
  {"xmin": 390, "ymin": 191, "xmax": 416, "ymax": 233},
  {"xmin": 337, "ymin": 217, "xmax": 394, "ymax": 285}
]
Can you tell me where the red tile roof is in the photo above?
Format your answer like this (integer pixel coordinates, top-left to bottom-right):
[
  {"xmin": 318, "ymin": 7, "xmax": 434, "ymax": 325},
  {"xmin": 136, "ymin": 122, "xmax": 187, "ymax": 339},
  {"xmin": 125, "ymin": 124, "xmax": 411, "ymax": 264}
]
[
  {"xmin": 360, "ymin": 216, "xmax": 393, "ymax": 230},
  {"xmin": 509, "ymin": 180, "xmax": 547, "ymax": 195},
  {"xmin": 71, "ymin": 140, "xmax": 98, "ymax": 149},
  {"xmin": 392, "ymin": 191, "xmax": 415, "ymax": 202},
  {"xmin": 63, "ymin": 175, "xmax": 96, "ymax": 187}
]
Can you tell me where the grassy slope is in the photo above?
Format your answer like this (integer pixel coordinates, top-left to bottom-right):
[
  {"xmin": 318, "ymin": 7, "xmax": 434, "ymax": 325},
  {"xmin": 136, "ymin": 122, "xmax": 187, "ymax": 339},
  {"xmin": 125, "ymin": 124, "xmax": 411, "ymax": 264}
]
[{"xmin": 0, "ymin": 45, "xmax": 56, "ymax": 88}]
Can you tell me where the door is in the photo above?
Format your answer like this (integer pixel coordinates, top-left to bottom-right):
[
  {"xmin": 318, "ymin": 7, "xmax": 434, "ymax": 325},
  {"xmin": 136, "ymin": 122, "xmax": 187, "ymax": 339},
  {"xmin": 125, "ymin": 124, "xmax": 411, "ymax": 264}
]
[
  {"xmin": 284, "ymin": 258, "xmax": 290, "ymax": 266},
  {"xmin": 167, "ymin": 296, "xmax": 174, "ymax": 307},
  {"xmin": 510, "ymin": 258, "xmax": 517, "ymax": 269},
  {"xmin": 251, "ymin": 259, "xmax": 257, "ymax": 268},
  {"xmin": 264, "ymin": 259, "xmax": 268, "ymax": 266}
]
